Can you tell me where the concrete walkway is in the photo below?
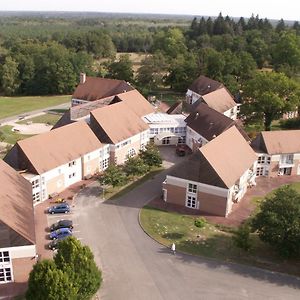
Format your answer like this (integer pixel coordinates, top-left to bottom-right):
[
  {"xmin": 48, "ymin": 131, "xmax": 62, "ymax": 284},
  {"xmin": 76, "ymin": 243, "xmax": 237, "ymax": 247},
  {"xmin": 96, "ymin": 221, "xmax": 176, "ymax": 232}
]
[{"xmin": 74, "ymin": 170, "xmax": 300, "ymax": 300}]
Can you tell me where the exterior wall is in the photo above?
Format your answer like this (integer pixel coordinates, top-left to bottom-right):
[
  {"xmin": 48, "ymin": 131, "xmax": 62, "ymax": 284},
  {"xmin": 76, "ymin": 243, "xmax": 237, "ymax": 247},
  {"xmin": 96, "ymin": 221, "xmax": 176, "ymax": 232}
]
[
  {"xmin": 198, "ymin": 191, "xmax": 228, "ymax": 217},
  {"xmin": 164, "ymin": 176, "xmax": 230, "ymax": 216},
  {"xmin": 186, "ymin": 89, "xmax": 201, "ymax": 105},
  {"xmin": 46, "ymin": 173, "xmax": 65, "ymax": 196},
  {"xmin": 0, "ymin": 245, "xmax": 36, "ymax": 284},
  {"xmin": 154, "ymin": 135, "xmax": 184, "ymax": 146},
  {"xmin": 186, "ymin": 126, "xmax": 208, "ymax": 151},
  {"xmin": 282, "ymin": 110, "xmax": 298, "ymax": 120},
  {"xmin": 82, "ymin": 148, "xmax": 102, "ymax": 177},
  {"xmin": 111, "ymin": 130, "xmax": 149, "ymax": 165}
]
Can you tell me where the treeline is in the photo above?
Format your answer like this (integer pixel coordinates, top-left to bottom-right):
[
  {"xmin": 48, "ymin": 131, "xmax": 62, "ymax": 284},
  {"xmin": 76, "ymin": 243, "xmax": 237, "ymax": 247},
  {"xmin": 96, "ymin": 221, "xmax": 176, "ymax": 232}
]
[{"xmin": 0, "ymin": 14, "xmax": 299, "ymax": 96}]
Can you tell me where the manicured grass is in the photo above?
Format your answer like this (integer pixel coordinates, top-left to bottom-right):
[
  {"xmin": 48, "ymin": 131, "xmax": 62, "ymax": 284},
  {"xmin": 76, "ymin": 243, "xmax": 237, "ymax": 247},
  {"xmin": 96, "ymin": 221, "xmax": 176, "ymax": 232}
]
[
  {"xmin": 140, "ymin": 206, "xmax": 300, "ymax": 276},
  {"xmin": 0, "ymin": 125, "xmax": 33, "ymax": 144},
  {"xmin": 104, "ymin": 167, "xmax": 164, "ymax": 200},
  {"xmin": 0, "ymin": 95, "xmax": 70, "ymax": 119},
  {"xmin": 17, "ymin": 113, "xmax": 61, "ymax": 126}
]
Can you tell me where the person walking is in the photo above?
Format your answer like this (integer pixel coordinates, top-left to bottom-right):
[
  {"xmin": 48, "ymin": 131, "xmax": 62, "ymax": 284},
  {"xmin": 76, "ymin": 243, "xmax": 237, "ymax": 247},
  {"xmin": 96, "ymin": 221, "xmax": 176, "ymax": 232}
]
[{"xmin": 171, "ymin": 243, "xmax": 176, "ymax": 255}]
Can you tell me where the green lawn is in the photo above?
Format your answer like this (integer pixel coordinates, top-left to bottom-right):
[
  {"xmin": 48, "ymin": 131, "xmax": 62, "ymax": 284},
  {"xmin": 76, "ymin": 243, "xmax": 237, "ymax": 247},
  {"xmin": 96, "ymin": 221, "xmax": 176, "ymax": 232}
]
[
  {"xmin": 0, "ymin": 95, "xmax": 70, "ymax": 120},
  {"xmin": 140, "ymin": 183, "xmax": 300, "ymax": 276},
  {"xmin": 104, "ymin": 167, "xmax": 164, "ymax": 200},
  {"xmin": 17, "ymin": 113, "xmax": 62, "ymax": 126},
  {"xmin": 0, "ymin": 125, "xmax": 33, "ymax": 144}
]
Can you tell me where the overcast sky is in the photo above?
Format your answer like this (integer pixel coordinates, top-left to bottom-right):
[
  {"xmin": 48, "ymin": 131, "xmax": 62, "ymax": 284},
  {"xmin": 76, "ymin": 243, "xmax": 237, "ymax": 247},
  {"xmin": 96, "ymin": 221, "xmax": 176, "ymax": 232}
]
[{"xmin": 0, "ymin": 0, "xmax": 299, "ymax": 21}]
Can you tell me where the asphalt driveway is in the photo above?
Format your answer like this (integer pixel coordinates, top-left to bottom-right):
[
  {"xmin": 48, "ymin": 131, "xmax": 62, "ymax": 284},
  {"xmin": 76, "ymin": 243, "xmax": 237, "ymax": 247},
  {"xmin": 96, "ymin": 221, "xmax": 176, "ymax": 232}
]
[{"xmin": 74, "ymin": 166, "xmax": 300, "ymax": 300}]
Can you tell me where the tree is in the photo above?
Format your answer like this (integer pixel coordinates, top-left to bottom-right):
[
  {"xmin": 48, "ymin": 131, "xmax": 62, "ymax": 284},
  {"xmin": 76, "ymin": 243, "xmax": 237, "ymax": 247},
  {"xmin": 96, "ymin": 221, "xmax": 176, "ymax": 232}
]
[
  {"xmin": 165, "ymin": 53, "xmax": 198, "ymax": 91},
  {"xmin": 106, "ymin": 54, "xmax": 134, "ymax": 82},
  {"xmin": 26, "ymin": 260, "xmax": 77, "ymax": 300},
  {"xmin": 136, "ymin": 52, "xmax": 168, "ymax": 91},
  {"xmin": 251, "ymin": 186, "xmax": 300, "ymax": 258},
  {"xmin": 54, "ymin": 237, "xmax": 102, "ymax": 300},
  {"xmin": 101, "ymin": 164, "xmax": 127, "ymax": 187},
  {"xmin": 139, "ymin": 143, "xmax": 162, "ymax": 167},
  {"xmin": 240, "ymin": 72, "xmax": 300, "ymax": 131},
  {"xmin": 124, "ymin": 156, "xmax": 149, "ymax": 176},
  {"xmin": 233, "ymin": 223, "xmax": 252, "ymax": 251},
  {"xmin": 0, "ymin": 56, "xmax": 20, "ymax": 95}
]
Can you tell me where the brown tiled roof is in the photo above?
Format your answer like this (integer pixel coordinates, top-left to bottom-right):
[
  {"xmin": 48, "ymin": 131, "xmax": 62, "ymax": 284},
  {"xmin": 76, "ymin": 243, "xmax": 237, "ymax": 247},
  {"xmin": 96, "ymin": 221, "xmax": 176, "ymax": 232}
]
[
  {"xmin": 115, "ymin": 90, "xmax": 155, "ymax": 117},
  {"xmin": 8, "ymin": 122, "xmax": 103, "ymax": 175},
  {"xmin": 0, "ymin": 160, "xmax": 35, "ymax": 247},
  {"xmin": 72, "ymin": 77, "xmax": 134, "ymax": 102},
  {"xmin": 189, "ymin": 75, "xmax": 223, "ymax": 96},
  {"xmin": 185, "ymin": 103, "xmax": 235, "ymax": 141},
  {"xmin": 251, "ymin": 130, "xmax": 300, "ymax": 154},
  {"xmin": 201, "ymin": 87, "xmax": 237, "ymax": 113},
  {"xmin": 170, "ymin": 126, "xmax": 256, "ymax": 188},
  {"xmin": 90, "ymin": 101, "xmax": 149, "ymax": 144},
  {"xmin": 167, "ymin": 101, "xmax": 183, "ymax": 115}
]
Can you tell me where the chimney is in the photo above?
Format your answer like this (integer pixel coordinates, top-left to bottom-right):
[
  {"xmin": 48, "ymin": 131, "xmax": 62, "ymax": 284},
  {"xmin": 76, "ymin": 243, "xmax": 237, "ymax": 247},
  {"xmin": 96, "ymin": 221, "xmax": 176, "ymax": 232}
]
[{"xmin": 80, "ymin": 73, "xmax": 86, "ymax": 84}]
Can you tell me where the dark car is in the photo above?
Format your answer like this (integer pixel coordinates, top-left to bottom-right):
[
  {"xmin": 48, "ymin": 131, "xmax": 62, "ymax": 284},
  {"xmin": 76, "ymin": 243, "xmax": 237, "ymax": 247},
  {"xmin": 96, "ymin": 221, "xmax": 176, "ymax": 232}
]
[
  {"xmin": 49, "ymin": 228, "xmax": 72, "ymax": 240},
  {"xmin": 48, "ymin": 203, "xmax": 70, "ymax": 214},
  {"xmin": 50, "ymin": 219, "xmax": 73, "ymax": 231}
]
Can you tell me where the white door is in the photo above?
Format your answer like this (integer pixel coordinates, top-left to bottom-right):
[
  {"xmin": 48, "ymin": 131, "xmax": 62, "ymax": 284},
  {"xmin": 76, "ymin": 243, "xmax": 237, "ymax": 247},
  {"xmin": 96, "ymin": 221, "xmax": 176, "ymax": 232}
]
[{"xmin": 163, "ymin": 189, "xmax": 167, "ymax": 202}]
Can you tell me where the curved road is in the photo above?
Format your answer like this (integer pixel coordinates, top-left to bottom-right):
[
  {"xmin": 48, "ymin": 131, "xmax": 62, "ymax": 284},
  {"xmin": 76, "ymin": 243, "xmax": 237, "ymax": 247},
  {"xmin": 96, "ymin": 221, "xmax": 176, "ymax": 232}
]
[{"xmin": 74, "ymin": 170, "xmax": 300, "ymax": 300}]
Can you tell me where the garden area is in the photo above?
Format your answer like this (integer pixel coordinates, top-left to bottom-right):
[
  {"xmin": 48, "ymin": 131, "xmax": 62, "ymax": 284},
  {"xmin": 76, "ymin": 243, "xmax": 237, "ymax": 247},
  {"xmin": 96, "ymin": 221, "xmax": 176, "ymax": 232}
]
[
  {"xmin": 100, "ymin": 143, "xmax": 163, "ymax": 200},
  {"xmin": 140, "ymin": 183, "xmax": 300, "ymax": 276}
]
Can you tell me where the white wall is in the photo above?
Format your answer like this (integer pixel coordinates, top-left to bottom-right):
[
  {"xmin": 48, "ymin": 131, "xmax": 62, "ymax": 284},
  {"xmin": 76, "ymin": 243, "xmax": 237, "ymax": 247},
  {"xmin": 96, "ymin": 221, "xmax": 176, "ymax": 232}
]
[
  {"xmin": 186, "ymin": 126, "xmax": 208, "ymax": 150},
  {"xmin": 166, "ymin": 175, "xmax": 229, "ymax": 198},
  {"xmin": 0, "ymin": 245, "xmax": 36, "ymax": 259},
  {"xmin": 186, "ymin": 89, "xmax": 201, "ymax": 104}
]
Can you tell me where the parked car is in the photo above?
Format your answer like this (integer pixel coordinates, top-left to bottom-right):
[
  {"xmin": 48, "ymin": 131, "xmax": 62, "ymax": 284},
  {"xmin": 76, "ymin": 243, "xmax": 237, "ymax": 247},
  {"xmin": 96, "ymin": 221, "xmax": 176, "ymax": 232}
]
[
  {"xmin": 49, "ymin": 228, "xmax": 72, "ymax": 240},
  {"xmin": 48, "ymin": 239, "xmax": 60, "ymax": 250},
  {"xmin": 50, "ymin": 219, "xmax": 73, "ymax": 231},
  {"xmin": 48, "ymin": 203, "xmax": 70, "ymax": 214}
]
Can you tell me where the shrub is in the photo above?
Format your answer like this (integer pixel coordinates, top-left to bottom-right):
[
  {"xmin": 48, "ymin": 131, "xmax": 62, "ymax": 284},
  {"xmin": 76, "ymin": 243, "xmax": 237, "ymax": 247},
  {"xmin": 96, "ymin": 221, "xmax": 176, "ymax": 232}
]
[
  {"xmin": 233, "ymin": 223, "xmax": 252, "ymax": 251},
  {"xmin": 194, "ymin": 217, "xmax": 206, "ymax": 228}
]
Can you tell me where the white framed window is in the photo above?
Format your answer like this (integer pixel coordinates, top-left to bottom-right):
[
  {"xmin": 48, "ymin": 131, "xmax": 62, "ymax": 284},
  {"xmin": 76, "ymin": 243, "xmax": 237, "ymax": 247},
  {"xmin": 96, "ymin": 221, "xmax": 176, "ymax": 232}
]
[
  {"xmin": 32, "ymin": 179, "xmax": 39, "ymax": 189},
  {"xmin": 0, "ymin": 251, "xmax": 10, "ymax": 263},
  {"xmin": 186, "ymin": 195, "xmax": 197, "ymax": 209},
  {"xmin": 127, "ymin": 148, "xmax": 136, "ymax": 158},
  {"xmin": 188, "ymin": 183, "xmax": 197, "ymax": 193},
  {"xmin": 58, "ymin": 168, "xmax": 61, "ymax": 174},
  {"xmin": 162, "ymin": 137, "xmax": 171, "ymax": 145},
  {"xmin": 101, "ymin": 158, "xmax": 109, "ymax": 170},
  {"xmin": 69, "ymin": 172, "xmax": 76, "ymax": 179},
  {"xmin": 32, "ymin": 192, "xmax": 40, "ymax": 202},
  {"xmin": 257, "ymin": 156, "xmax": 265, "ymax": 164},
  {"xmin": 41, "ymin": 177, "xmax": 45, "ymax": 185},
  {"xmin": 0, "ymin": 267, "xmax": 12, "ymax": 283},
  {"xmin": 87, "ymin": 155, "xmax": 90, "ymax": 161},
  {"xmin": 68, "ymin": 160, "xmax": 76, "ymax": 167},
  {"xmin": 256, "ymin": 167, "xmax": 264, "ymax": 176}
]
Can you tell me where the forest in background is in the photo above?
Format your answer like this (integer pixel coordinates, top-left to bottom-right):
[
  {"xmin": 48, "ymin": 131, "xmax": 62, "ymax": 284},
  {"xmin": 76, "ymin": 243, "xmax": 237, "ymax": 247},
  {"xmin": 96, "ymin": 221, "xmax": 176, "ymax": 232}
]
[{"xmin": 0, "ymin": 12, "xmax": 299, "ymax": 97}]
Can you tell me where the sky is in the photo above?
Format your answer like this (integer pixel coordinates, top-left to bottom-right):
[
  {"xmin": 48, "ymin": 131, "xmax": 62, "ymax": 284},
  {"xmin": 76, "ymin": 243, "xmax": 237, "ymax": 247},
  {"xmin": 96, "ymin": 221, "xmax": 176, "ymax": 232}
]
[{"xmin": 0, "ymin": 0, "xmax": 299, "ymax": 21}]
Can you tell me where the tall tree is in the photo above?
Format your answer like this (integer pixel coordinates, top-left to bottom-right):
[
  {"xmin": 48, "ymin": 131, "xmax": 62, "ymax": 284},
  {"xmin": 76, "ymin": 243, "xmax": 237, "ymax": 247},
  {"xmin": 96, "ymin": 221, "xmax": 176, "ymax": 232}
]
[
  {"xmin": 26, "ymin": 260, "xmax": 77, "ymax": 300},
  {"xmin": 0, "ymin": 56, "xmax": 20, "ymax": 95},
  {"xmin": 252, "ymin": 186, "xmax": 300, "ymax": 258},
  {"xmin": 54, "ymin": 237, "xmax": 102, "ymax": 300},
  {"xmin": 106, "ymin": 54, "xmax": 134, "ymax": 82},
  {"xmin": 240, "ymin": 71, "xmax": 300, "ymax": 131}
]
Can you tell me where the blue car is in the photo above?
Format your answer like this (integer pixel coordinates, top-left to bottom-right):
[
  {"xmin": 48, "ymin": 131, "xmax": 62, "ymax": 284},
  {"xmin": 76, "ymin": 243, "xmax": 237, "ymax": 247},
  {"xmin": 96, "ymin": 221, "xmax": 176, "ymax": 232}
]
[
  {"xmin": 48, "ymin": 203, "xmax": 70, "ymax": 214},
  {"xmin": 49, "ymin": 228, "xmax": 72, "ymax": 240}
]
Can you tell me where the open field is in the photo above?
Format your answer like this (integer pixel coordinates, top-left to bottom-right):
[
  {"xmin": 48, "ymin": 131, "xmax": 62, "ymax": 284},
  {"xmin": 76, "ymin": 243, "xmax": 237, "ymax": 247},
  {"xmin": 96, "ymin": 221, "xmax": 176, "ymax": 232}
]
[
  {"xmin": 17, "ymin": 113, "xmax": 62, "ymax": 126},
  {"xmin": 0, "ymin": 95, "xmax": 70, "ymax": 120},
  {"xmin": 140, "ymin": 182, "xmax": 300, "ymax": 277}
]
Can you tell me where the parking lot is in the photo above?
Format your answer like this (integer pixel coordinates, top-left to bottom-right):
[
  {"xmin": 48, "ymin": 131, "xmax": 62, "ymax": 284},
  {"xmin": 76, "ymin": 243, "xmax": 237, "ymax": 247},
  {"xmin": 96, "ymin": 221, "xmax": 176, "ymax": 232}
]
[{"xmin": 34, "ymin": 179, "xmax": 95, "ymax": 259}]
